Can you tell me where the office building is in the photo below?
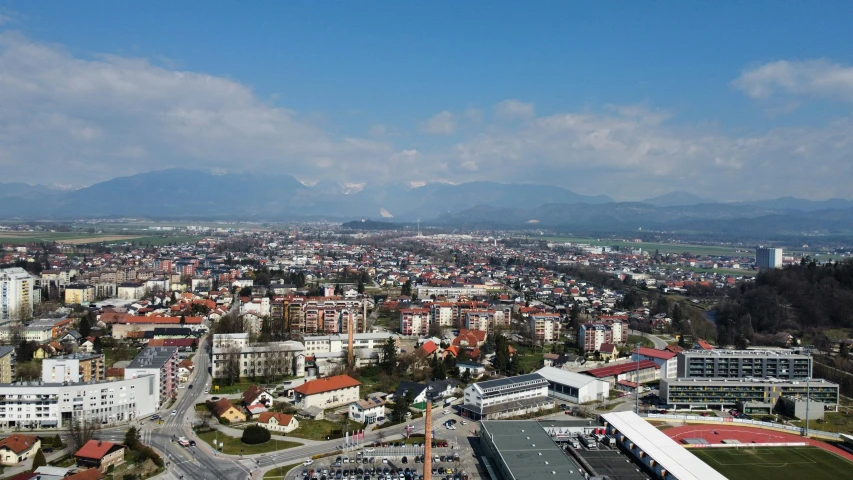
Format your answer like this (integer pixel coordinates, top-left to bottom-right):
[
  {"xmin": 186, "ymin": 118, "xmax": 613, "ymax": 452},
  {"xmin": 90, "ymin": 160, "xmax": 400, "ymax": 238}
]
[
  {"xmin": 42, "ymin": 353, "xmax": 105, "ymax": 384},
  {"xmin": 124, "ymin": 347, "xmax": 179, "ymax": 407},
  {"xmin": 676, "ymin": 349, "xmax": 811, "ymax": 380},
  {"xmin": 756, "ymin": 246, "xmax": 783, "ymax": 269},
  {"xmin": 0, "ymin": 267, "xmax": 34, "ymax": 322},
  {"xmin": 0, "ymin": 375, "xmax": 158, "ymax": 429},
  {"xmin": 660, "ymin": 377, "xmax": 839, "ymax": 410},
  {"xmin": 460, "ymin": 374, "xmax": 553, "ymax": 420}
]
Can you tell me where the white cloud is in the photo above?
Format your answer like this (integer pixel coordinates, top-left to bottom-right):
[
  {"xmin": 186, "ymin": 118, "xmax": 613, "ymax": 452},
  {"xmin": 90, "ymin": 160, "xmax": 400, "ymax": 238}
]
[
  {"xmin": 494, "ymin": 99, "xmax": 535, "ymax": 120},
  {"xmin": 420, "ymin": 111, "xmax": 456, "ymax": 134},
  {"xmin": 369, "ymin": 124, "xmax": 387, "ymax": 137},
  {"xmin": 733, "ymin": 59, "xmax": 853, "ymax": 102},
  {"xmin": 0, "ymin": 32, "xmax": 394, "ymax": 186},
  {"xmin": 464, "ymin": 107, "xmax": 483, "ymax": 124}
]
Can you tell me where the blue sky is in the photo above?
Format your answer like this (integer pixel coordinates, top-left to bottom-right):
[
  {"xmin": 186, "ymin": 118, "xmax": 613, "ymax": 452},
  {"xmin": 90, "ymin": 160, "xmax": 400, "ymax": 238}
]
[{"xmin": 1, "ymin": 1, "xmax": 852, "ymax": 200}]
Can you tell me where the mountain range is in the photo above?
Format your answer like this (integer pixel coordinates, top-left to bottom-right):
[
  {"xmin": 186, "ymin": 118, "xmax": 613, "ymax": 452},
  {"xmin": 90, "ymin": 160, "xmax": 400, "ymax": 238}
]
[{"xmin": 1, "ymin": 169, "xmax": 853, "ymax": 237}]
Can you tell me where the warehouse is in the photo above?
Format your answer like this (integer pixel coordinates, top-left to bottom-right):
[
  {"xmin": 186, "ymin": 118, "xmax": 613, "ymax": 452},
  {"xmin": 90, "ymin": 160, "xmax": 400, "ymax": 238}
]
[
  {"xmin": 536, "ymin": 366, "xmax": 610, "ymax": 404},
  {"xmin": 479, "ymin": 420, "xmax": 586, "ymax": 480}
]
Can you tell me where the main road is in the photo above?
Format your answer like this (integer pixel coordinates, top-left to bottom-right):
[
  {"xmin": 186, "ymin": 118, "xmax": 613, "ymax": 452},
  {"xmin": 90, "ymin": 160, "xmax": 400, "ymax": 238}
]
[{"xmin": 628, "ymin": 329, "xmax": 668, "ymax": 350}]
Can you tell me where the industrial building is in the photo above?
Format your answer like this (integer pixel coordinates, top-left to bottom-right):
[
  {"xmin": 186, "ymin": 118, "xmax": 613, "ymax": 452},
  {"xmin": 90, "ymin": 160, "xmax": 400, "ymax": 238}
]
[
  {"xmin": 479, "ymin": 420, "xmax": 586, "ymax": 480},
  {"xmin": 536, "ymin": 366, "xmax": 610, "ymax": 404},
  {"xmin": 460, "ymin": 374, "xmax": 553, "ymax": 420},
  {"xmin": 660, "ymin": 377, "xmax": 839, "ymax": 411},
  {"xmin": 676, "ymin": 349, "xmax": 811, "ymax": 380}
]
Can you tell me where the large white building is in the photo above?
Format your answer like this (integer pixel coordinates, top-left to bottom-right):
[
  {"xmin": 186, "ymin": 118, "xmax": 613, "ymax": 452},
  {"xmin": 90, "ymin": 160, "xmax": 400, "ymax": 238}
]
[
  {"xmin": 430, "ymin": 303, "xmax": 454, "ymax": 327},
  {"xmin": 400, "ymin": 308, "xmax": 430, "ymax": 336},
  {"xmin": 210, "ymin": 341, "xmax": 306, "ymax": 380},
  {"xmin": 293, "ymin": 374, "xmax": 360, "ymax": 410},
  {"xmin": 632, "ymin": 347, "xmax": 678, "ymax": 379},
  {"xmin": 0, "ymin": 375, "xmax": 159, "ymax": 429},
  {"xmin": 756, "ymin": 246, "xmax": 783, "ymax": 269},
  {"xmin": 460, "ymin": 373, "xmax": 553, "ymax": 420},
  {"xmin": 0, "ymin": 267, "xmax": 34, "ymax": 322},
  {"xmin": 124, "ymin": 347, "xmax": 178, "ymax": 408},
  {"xmin": 536, "ymin": 366, "xmax": 610, "ymax": 403}
]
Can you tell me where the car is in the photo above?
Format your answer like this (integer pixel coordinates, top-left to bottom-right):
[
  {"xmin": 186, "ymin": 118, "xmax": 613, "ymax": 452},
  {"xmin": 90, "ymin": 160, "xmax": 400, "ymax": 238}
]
[
  {"xmin": 446, "ymin": 468, "xmax": 452, "ymax": 474},
  {"xmin": 460, "ymin": 420, "xmax": 466, "ymax": 425},
  {"xmin": 189, "ymin": 440, "xmax": 196, "ymax": 446},
  {"xmin": 210, "ymin": 396, "xmax": 220, "ymax": 401},
  {"xmin": 382, "ymin": 457, "xmax": 388, "ymax": 464},
  {"xmin": 344, "ymin": 458, "xmax": 349, "ymax": 464},
  {"xmin": 303, "ymin": 470, "xmax": 309, "ymax": 477},
  {"xmin": 440, "ymin": 456, "xmax": 446, "ymax": 462},
  {"xmin": 177, "ymin": 385, "xmax": 185, "ymax": 389},
  {"xmin": 442, "ymin": 409, "xmax": 450, "ymax": 414},
  {"xmin": 204, "ymin": 388, "xmax": 209, "ymax": 393},
  {"xmin": 171, "ymin": 410, "xmax": 177, "ymax": 415},
  {"xmin": 189, "ymin": 384, "xmax": 193, "ymax": 389},
  {"xmin": 402, "ymin": 456, "xmax": 407, "ymax": 464},
  {"xmin": 304, "ymin": 459, "xmax": 315, "ymax": 466}
]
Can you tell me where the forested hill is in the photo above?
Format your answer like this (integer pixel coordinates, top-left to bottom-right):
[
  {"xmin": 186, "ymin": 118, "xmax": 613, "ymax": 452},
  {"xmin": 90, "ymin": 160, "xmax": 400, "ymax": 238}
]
[{"xmin": 714, "ymin": 259, "xmax": 853, "ymax": 348}]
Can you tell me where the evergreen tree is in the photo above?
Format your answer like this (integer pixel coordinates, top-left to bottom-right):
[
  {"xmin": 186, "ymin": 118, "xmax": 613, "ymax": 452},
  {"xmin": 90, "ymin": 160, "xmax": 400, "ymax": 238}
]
[
  {"xmin": 357, "ymin": 280, "xmax": 365, "ymax": 294},
  {"xmin": 125, "ymin": 426, "xmax": 140, "ymax": 450},
  {"xmin": 180, "ymin": 315, "xmax": 186, "ymax": 327},
  {"xmin": 31, "ymin": 448, "xmax": 47, "ymax": 471},
  {"xmin": 78, "ymin": 315, "xmax": 92, "ymax": 338},
  {"xmin": 381, "ymin": 337, "xmax": 398, "ymax": 370},
  {"xmin": 93, "ymin": 336, "xmax": 103, "ymax": 353},
  {"xmin": 401, "ymin": 280, "xmax": 412, "ymax": 297}
]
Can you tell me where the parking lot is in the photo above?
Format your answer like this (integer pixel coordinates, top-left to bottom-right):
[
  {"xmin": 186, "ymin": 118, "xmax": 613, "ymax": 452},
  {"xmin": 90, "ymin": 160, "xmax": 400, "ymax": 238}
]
[{"xmin": 292, "ymin": 452, "xmax": 470, "ymax": 480}]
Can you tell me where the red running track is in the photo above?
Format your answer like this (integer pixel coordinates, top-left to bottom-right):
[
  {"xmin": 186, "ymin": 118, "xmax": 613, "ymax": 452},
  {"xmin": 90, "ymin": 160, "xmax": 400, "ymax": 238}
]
[{"xmin": 664, "ymin": 424, "xmax": 853, "ymax": 463}]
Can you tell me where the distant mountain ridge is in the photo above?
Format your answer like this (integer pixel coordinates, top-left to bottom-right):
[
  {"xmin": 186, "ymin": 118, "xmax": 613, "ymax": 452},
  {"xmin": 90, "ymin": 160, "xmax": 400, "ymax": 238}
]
[{"xmin": 0, "ymin": 170, "xmax": 851, "ymax": 238}]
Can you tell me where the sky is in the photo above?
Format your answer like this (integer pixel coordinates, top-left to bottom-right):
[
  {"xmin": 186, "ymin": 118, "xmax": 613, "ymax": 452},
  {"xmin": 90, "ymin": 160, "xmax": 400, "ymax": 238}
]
[{"xmin": 0, "ymin": 2, "xmax": 852, "ymax": 201}]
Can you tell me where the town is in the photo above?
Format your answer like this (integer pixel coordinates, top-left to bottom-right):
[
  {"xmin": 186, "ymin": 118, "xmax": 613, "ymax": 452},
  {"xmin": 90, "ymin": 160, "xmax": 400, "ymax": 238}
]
[{"xmin": 0, "ymin": 224, "xmax": 851, "ymax": 480}]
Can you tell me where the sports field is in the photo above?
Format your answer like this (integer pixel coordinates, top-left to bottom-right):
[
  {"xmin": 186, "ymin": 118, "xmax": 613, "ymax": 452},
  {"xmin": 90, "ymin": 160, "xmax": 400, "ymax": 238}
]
[{"xmin": 694, "ymin": 446, "xmax": 853, "ymax": 480}]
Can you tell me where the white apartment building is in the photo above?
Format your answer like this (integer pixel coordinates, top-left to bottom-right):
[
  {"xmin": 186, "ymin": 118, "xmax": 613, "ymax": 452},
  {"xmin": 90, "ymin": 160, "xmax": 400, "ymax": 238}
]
[
  {"xmin": 124, "ymin": 347, "xmax": 178, "ymax": 408},
  {"xmin": 0, "ymin": 375, "xmax": 158, "ymax": 429},
  {"xmin": 430, "ymin": 304, "xmax": 454, "ymax": 327},
  {"xmin": 117, "ymin": 282, "xmax": 146, "ymax": 300},
  {"xmin": 210, "ymin": 341, "xmax": 306, "ymax": 380},
  {"xmin": 0, "ymin": 267, "xmax": 34, "ymax": 322},
  {"xmin": 756, "ymin": 247, "xmax": 783, "ymax": 269},
  {"xmin": 460, "ymin": 373, "xmax": 553, "ymax": 421},
  {"xmin": 42, "ymin": 353, "xmax": 105, "ymax": 383},
  {"xmin": 212, "ymin": 333, "xmax": 250, "ymax": 349},
  {"xmin": 529, "ymin": 314, "xmax": 562, "ymax": 343},
  {"xmin": 0, "ymin": 324, "xmax": 53, "ymax": 344},
  {"xmin": 302, "ymin": 333, "xmax": 399, "ymax": 356},
  {"xmin": 400, "ymin": 308, "xmax": 430, "ymax": 336}
]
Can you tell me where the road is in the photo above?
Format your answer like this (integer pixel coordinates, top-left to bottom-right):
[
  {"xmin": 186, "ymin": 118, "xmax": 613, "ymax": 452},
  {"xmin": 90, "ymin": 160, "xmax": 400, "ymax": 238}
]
[{"xmin": 628, "ymin": 329, "xmax": 668, "ymax": 349}]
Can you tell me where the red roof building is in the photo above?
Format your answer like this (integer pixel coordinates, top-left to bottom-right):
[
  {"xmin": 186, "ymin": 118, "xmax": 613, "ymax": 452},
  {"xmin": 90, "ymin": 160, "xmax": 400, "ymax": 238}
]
[
  {"xmin": 74, "ymin": 440, "xmax": 126, "ymax": 472},
  {"xmin": 293, "ymin": 374, "xmax": 361, "ymax": 410},
  {"xmin": 584, "ymin": 360, "xmax": 660, "ymax": 385}
]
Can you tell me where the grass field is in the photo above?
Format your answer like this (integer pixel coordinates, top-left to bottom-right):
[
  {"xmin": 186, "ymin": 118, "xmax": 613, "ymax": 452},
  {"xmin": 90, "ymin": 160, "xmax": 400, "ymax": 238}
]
[
  {"xmin": 0, "ymin": 231, "xmax": 202, "ymax": 246},
  {"xmin": 791, "ymin": 411, "xmax": 853, "ymax": 434},
  {"xmin": 287, "ymin": 418, "xmax": 363, "ymax": 441},
  {"xmin": 693, "ymin": 446, "xmax": 853, "ymax": 480},
  {"xmin": 626, "ymin": 335, "xmax": 655, "ymax": 349},
  {"xmin": 263, "ymin": 462, "xmax": 301, "ymax": 479},
  {"xmin": 196, "ymin": 430, "xmax": 302, "ymax": 455}
]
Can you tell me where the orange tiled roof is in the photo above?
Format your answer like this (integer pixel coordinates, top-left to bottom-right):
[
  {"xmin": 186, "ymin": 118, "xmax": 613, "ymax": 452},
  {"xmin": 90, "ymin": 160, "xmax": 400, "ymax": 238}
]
[
  {"xmin": 257, "ymin": 412, "xmax": 294, "ymax": 426},
  {"xmin": 293, "ymin": 375, "xmax": 360, "ymax": 396},
  {"xmin": 75, "ymin": 439, "xmax": 119, "ymax": 460},
  {"xmin": 0, "ymin": 434, "xmax": 38, "ymax": 454}
]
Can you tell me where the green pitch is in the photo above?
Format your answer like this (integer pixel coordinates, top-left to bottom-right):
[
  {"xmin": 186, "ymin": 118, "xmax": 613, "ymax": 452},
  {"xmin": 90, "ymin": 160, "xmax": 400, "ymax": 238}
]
[{"xmin": 693, "ymin": 446, "xmax": 853, "ymax": 480}]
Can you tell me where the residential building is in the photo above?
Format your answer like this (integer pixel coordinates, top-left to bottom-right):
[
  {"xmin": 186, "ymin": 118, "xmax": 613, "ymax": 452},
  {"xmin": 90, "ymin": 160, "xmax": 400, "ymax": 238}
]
[
  {"xmin": 348, "ymin": 396, "xmax": 386, "ymax": 424},
  {"xmin": 430, "ymin": 303, "xmax": 454, "ymax": 327},
  {"xmin": 210, "ymin": 341, "xmax": 305, "ymax": 380},
  {"xmin": 393, "ymin": 379, "xmax": 460, "ymax": 404},
  {"xmin": 302, "ymin": 333, "xmax": 399, "ymax": 356},
  {"xmin": 460, "ymin": 374, "xmax": 553, "ymax": 421},
  {"xmin": 536, "ymin": 366, "xmax": 610, "ymax": 404},
  {"xmin": 675, "ymin": 349, "xmax": 811, "ymax": 380},
  {"xmin": 75, "ymin": 440, "xmax": 125, "ymax": 472},
  {"xmin": 632, "ymin": 347, "xmax": 678, "ymax": 379},
  {"xmin": 756, "ymin": 246, "xmax": 783, "ymax": 269},
  {"xmin": 464, "ymin": 309, "xmax": 508, "ymax": 333},
  {"xmin": 0, "ymin": 347, "xmax": 15, "ymax": 384},
  {"xmin": 399, "ymin": 308, "xmax": 430, "ymax": 336},
  {"xmin": 293, "ymin": 374, "xmax": 360, "ymax": 410},
  {"xmin": 211, "ymin": 398, "xmax": 245, "ymax": 423},
  {"xmin": 0, "ymin": 324, "xmax": 53, "ymax": 343},
  {"xmin": 578, "ymin": 323, "xmax": 613, "ymax": 353},
  {"xmin": 456, "ymin": 362, "xmax": 486, "ymax": 379},
  {"xmin": 116, "ymin": 282, "xmax": 145, "ymax": 300},
  {"xmin": 124, "ymin": 347, "xmax": 179, "ymax": 407},
  {"xmin": 416, "ymin": 285, "xmax": 487, "ymax": 298},
  {"xmin": 0, "ymin": 267, "xmax": 34, "ymax": 322},
  {"xmin": 42, "ymin": 353, "xmax": 105, "ymax": 383},
  {"xmin": 529, "ymin": 313, "xmax": 561, "ymax": 343},
  {"xmin": 0, "ymin": 375, "xmax": 158, "ymax": 429},
  {"xmin": 64, "ymin": 285, "xmax": 96, "ymax": 305},
  {"xmin": 256, "ymin": 412, "xmax": 299, "ymax": 433},
  {"xmin": 0, "ymin": 434, "xmax": 40, "ymax": 466},
  {"xmin": 242, "ymin": 385, "xmax": 274, "ymax": 407},
  {"xmin": 660, "ymin": 377, "xmax": 839, "ymax": 410},
  {"xmin": 211, "ymin": 333, "xmax": 249, "ymax": 349}
]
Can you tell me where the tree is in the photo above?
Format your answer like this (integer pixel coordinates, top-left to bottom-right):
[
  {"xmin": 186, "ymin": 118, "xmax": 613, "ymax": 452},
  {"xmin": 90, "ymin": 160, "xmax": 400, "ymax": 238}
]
[
  {"xmin": 357, "ymin": 280, "xmax": 365, "ymax": 294},
  {"xmin": 381, "ymin": 337, "xmax": 398, "ymax": 370},
  {"xmin": 31, "ymin": 448, "xmax": 46, "ymax": 471},
  {"xmin": 65, "ymin": 418, "xmax": 101, "ymax": 453},
  {"xmin": 78, "ymin": 314, "xmax": 92, "ymax": 338},
  {"xmin": 125, "ymin": 426, "xmax": 140, "ymax": 450},
  {"xmin": 239, "ymin": 286, "xmax": 253, "ymax": 297},
  {"xmin": 180, "ymin": 315, "xmax": 186, "ymax": 327},
  {"xmin": 242, "ymin": 425, "xmax": 271, "ymax": 444},
  {"xmin": 93, "ymin": 336, "xmax": 103, "ymax": 353},
  {"xmin": 401, "ymin": 280, "xmax": 412, "ymax": 297},
  {"xmin": 222, "ymin": 346, "xmax": 242, "ymax": 386},
  {"xmin": 17, "ymin": 340, "xmax": 35, "ymax": 362},
  {"xmin": 52, "ymin": 434, "xmax": 63, "ymax": 449}
]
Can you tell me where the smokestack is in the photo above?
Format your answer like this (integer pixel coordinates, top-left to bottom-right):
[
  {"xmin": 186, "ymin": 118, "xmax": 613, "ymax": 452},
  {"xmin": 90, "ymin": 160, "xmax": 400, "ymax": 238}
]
[
  {"xmin": 348, "ymin": 312, "xmax": 354, "ymax": 367},
  {"xmin": 424, "ymin": 401, "xmax": 432, "ymax": 480}
]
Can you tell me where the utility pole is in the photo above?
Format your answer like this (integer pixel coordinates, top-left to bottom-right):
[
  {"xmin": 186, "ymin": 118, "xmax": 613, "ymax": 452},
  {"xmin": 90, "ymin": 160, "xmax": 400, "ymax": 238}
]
[
  {"xmin": 805, "ymin": 376, "xmax": 811, "ymax": 437},
  {"xmin": 635, "ymin": 342, "xmax": 641, "ymax": 415}
]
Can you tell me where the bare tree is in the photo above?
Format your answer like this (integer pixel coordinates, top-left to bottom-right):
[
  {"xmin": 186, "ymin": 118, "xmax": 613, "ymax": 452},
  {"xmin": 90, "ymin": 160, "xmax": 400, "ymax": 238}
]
[
  {"xmin": 223, "ymin": 345, "xmax": 242, "ymax": 385},
  {"xmin": 65, "ymin": 418, "xmax": 101, "ymax": 452}
]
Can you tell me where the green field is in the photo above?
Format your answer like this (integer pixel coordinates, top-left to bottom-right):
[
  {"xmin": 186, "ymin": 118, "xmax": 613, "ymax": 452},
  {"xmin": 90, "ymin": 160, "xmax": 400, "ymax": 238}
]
[
  {"xmin": 196, "ymin": 430, "xmax": 302, "ymax": 455},
  {"xmin": 537, "ymin": 236, "xmax": 747, "ymax": 256},
  {"xmin": 693, "ymin": 446, "xmax": 853, "ymax": 480}
]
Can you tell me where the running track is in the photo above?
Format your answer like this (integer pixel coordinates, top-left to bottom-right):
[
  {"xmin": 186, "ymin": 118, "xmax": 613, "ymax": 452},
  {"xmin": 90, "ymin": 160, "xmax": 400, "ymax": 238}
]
[{"xmin": 664, "ymin": 424, "xmax": 853, "ymax": 463}]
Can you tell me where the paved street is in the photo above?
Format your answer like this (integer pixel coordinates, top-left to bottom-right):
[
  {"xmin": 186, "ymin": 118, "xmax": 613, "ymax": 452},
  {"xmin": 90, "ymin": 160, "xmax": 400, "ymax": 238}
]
[{"xmin": 628, "ymin": 329, "xmax": 668, "ymax": 349}]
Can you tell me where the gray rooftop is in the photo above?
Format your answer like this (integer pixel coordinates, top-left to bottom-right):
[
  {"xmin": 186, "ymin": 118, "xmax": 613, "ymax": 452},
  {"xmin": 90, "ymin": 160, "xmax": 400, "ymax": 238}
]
[
  {"xmin": 127, "ymin": 346, "xmax": 178, "ymax": 369},
  {"xmin": 0, "ymin": 346, "xmax": 14, "ymax": 358},
  {"xmin": 480, "ymin": 420, "xmax": 585, "ymax": 480},
  {"xmin": 475, "ymin": 373, "xmax": 547, "ymax": 391}
]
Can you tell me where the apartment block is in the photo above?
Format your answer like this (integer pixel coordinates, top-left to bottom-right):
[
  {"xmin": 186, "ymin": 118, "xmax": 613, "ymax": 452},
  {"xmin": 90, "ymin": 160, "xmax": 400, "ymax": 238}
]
[
  {"xmin": 676, "ymin": 349, "xmax": 811, "ymax": 380},
  {"xmin": 124, "ymin": 347, "xmax": 179, "ymax": 407},
  {"xmin": 210, "ymin": 341, "xmax": 305, "ymax": 380},
  {"xmin": 529, "ymin": 313, "xmax": 561, "ymax": 343},
  {"xmin": 578, "ymin": 323, "xmax": 613, "ymax": 352},
  {"xmin": 400, "ymin": 308, "xmax": 430, "ymax": 336},
  {"xmin": 0, "ymin": 347, "xmax": 15, "ymax": 384},
  {"xmin": 464, "ymin": 309, "xmax": 508, "ymax": 334},
  {"xmin": 660, "ymin": 377, "xmax": 839, "ymax": 410},
  {"xmin": 42, "ymin": 353, "xmax": 105, "ymax": 384},
  {"xmin": 0, "ymin": 267, "xmax": 34, "ymax": 322}
]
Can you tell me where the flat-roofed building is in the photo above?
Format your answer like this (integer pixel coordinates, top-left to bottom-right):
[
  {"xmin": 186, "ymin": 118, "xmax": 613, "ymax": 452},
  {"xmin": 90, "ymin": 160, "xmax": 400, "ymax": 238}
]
[
  {"xmin": 676, "ymin": 349, "xmax": 811, "ymax": 380},
  {"xmin": 210, "ymin": 341, "xmax": 305, "ymax": 380},
  {"xmin": 479, "ymin": 420, "xmax": 586, "ymax": 480},
  {"xmin": 660, "ymin": 377, "xmax": 839, "ymax": 410},
  {"xmin": 42, "ymin": 353, "xmax": 105, "ymax": 383}
]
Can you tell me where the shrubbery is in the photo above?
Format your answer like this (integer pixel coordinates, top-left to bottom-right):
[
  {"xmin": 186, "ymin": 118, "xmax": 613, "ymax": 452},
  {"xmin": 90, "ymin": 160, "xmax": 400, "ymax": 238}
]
[{"xmin": 241, "ymin": 425, "xmax": 271, "ymax": 445}]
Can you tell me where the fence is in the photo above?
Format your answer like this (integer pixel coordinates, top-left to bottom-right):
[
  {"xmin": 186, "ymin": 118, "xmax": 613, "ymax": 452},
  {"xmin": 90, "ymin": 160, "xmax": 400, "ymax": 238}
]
[
  {"xmin": 685, "ymin": 442, "xmax": 808, "ymax": 449},
  {"xmin": 642, "ymin": 413, "xmax": 842, "ymax": 439}
]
